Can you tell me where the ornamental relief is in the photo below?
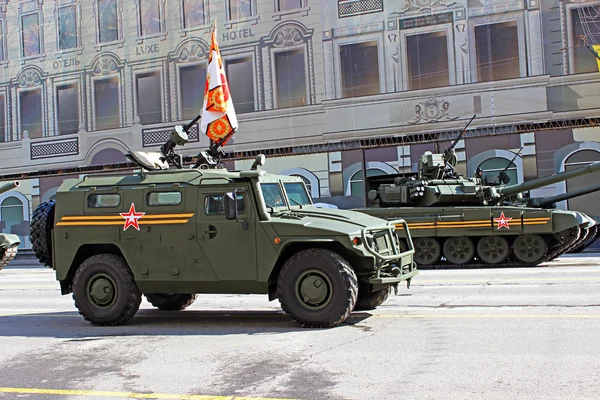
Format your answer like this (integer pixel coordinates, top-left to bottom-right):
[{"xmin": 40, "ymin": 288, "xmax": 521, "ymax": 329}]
[
  {"xmin": 178, "ymin": 43, "xmax": 207, "ymax": 62},
  {"xmin": 407, "ymin": 98, "xmax": 459, "ymax": 124},
  {"xmin": 273, "ymin": 27, "xmax": 304, "ymax": 47},
  {"xmin": 17, "ymin": 69, "xmax": 43, "ymax": 87},
  {"xmin": 92, "ymin": 56, "xmax": 119, "ymax": 75},
  {"xmin": 399, "ymin": 0, "xmax": 457, "ymax": 13}
]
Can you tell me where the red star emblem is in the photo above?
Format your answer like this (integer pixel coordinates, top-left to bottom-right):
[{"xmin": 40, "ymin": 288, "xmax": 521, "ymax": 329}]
[
  {"xmin": 120, "ymin": 203, "xmax": 145, "ymax": 231},
  {"xmin": 494, "ymin": 212, "xmax": 512, "ymax": 230}
]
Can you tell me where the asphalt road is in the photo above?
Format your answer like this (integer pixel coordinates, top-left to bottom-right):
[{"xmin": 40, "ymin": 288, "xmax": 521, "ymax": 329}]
[{"xmin": 1, "ymin": 256, "xmax": 600, "ymax": 400}]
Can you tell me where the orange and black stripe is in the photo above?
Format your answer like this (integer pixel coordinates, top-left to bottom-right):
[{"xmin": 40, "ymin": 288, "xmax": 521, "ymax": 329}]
[
  {"xmin": 56, "ymin": 213, "xmax": 195, "ymax": 227},
  {"xmin": 395, "ymin": 217, "xmax": 550, "ymax": 230}
]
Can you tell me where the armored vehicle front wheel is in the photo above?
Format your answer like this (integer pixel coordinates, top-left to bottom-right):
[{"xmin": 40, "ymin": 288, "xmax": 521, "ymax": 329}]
[
  {"xmin": 30, "ymin": 199, "xmax": 55, "ymax": 267},
  {"xmin": 512, "ymin": 234, "xmax": 547, "ymax": 264},
  {"xmin": 277, "ymin": 248, "xmax": 358, "ymax": 328},
  {"xmin": 144, "ymin": 293, "xmax": 197, "ymax": 311},
  {"xmin": 72, "ymin": 254, "xmax": 142, "ymax": 326},
  {"xmin": 354, "ymin": 288, "xmax": 390, "ymax": 311}
]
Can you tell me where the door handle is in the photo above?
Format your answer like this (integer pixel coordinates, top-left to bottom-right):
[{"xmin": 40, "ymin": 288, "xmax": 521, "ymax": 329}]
[{"xmin": 205, "ymin": 225, "xmax": 217, "ymax": 239}]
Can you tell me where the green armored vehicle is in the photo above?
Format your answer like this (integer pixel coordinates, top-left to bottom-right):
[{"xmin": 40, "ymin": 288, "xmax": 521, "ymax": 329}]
[
  {"xmin": 355, "ymin": 120, "xmax": 600, "ymax": 267},
  {"xmin": 0, "ymin": 181, "xmax": 21, "ymax": 271},
  {"xmin": 30, "ymin": 124, "xmax": 417, "ymax": 328}
]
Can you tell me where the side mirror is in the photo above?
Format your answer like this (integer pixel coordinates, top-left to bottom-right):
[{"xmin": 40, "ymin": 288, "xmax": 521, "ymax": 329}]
[{"xmin": 224, "ymin": 192, "xmax": 236, "ymax": 220}]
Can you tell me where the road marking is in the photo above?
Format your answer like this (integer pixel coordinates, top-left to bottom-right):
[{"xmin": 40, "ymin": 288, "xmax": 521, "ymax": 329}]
[
  {"xmin": 372, "ymin": 314, "xmax": 600, "ymax": 319},
  {"xmin": 0, "ymin": 387, "xmax": 297, "ymax": 399},
  {"xmin": 416, "ymin": 277, "xmax": 600, "ymax": 283}
]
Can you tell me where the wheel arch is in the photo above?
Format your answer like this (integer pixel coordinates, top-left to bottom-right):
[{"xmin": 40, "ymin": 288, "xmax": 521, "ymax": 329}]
[{"xmin": 59, "ymin": 243, "xmax": 128, "ymax": 295}]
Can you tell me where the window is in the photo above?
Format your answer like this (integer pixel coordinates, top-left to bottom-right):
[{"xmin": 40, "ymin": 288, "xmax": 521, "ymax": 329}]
[
  {"xmin": 204, "ymin": 194, "xmax": 246, "ymax": 215},
  {"xmin": 571, "ymin": 7, "xmax": 600, "ymax": 74},
  {"xmin": 406, "ymin": 31, "xmax": 449, "ymax": 90},
  {"xmin": 350, "ymin": 169, "xmax": 386, "ymax": 197},
  {"xmin": 20, "ymin": 89, "xmax": 43, "ymax": 138},
  {"xmin": 182, "ymin": 0, "xmax": 206, "ymax": 28},
  {"xmin": 180, "ymin": 64, "xmax": 206, "ymax": 119},
  {"xmin": 284, "ymin": 182, "xmax": 311, "ymax": 205},
  {"xmin": 56, "ymin": 84, "xmax": 79, "ymax": 135},
  {"xmin": 260, "ymin": 183, "xmax": 285, "ymax": 207},
  {"xmin": 228, "ymin": 0, "xmax": 253, "ymax": 20},
  {"xmin": 1, "ymin": 197, "xmax": 25, "ymax": 247},
  {"xmin": 0, "ymin": 20, "xmax": 5, "ymax": 61},
  {"xmin": 225, "ymin": 57, "xmax": 255, "ymax": 113},
  {"xmin": 478, "ymin": 157, "xmax": 517, "ymax": 186},
  {"xmin": 292, "ymin": 174, "xmax": 311, "ymax": 195},
  {"xmin": 564, "ymin": 149, "xmax": 600, "ymax": 216},
  {"xmin": 136, "ymin": 72, "xmax": 162, "ymax": 124},
  {"xmin": 58, "ymin": 5, "xmax": 78, "ymax": 50},
  {"xmin": 21, "ymin": 13, "xmax": 41, "ymax": 57},
  {"xmin": 98, "ymin": 0, "xmax": 119, "ymax": 43},
  {"xmin": 0, "ymin": 94, "xmax": 5, "ymax": 142},
  {"xmin": 139, "ymin": 0, "xmax": 162, "ymax": 36},
  {"xmin": 148, "ymin": 191, "xmax": 182, "ymax": 206},
  {"xmin": 275, "ymin": 49, "xmax": 306, "ymax": 108},
  {"xmin": 87, "ymin": 193, "xmax": 121, "ymax": 208},
  {"xmin": 340, "ymin": 41, "xmax": 380, "ymax": 98},
  {"xmin": 277, "ymin": 0, "xmax": 303, "ymax": 12},
  {"xmin": 94, "ymin": 77, "xmax": 120, "ymax": 130},
  {"xmin": 475, "ymin": 21, "xmax": 520, "ymax": 82}
]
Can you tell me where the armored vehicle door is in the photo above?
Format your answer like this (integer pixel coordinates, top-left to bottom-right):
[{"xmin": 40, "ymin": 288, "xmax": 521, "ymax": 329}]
[{"xmin": 197, "ymin": 186, "xmax": 257, "ymax": 281}]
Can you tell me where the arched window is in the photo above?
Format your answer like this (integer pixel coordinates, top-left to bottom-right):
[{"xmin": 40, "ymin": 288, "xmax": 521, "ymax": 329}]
[
  {"xmin": 564, "ymin": 149, "xmax": 600, "ymax": 216},
  {"xmin": 292, "ymin": 174, "xmax": 312, "ymax": 195},
  {"xmin": 1, "ymin": 196, "xmax": 24, "ymax": 248},
  {"xmin": 350, "ymin": 168, "xmax": 387, "ymax": 197},
  {"xmin": 478, "ymin": 157, "xmax": 517, "ymax": 185}
]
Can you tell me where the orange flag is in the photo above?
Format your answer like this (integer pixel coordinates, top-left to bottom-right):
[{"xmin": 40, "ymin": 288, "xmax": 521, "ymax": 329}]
[{"xmin": 200, "ymin": 22, "xmax": 238, "ymax": 145}]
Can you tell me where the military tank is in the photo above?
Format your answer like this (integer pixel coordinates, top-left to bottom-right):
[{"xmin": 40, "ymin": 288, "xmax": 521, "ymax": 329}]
[
  {"xmin": 354, "ymin": 124, "xmax": 600, "ymax": 268},
  {"xmin": 0, "ymin": 181, "xmax": 21, "ymax": 271}
]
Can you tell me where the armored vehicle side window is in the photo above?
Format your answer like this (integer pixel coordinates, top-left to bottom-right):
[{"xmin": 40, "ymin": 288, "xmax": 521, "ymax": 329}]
[
  {"xmin": 283, "ymin": 182, "xmax": 311, "ymax": 205},
  {"xmin": 261, "ymin": 183, "xmax": 285, "ymax": 207},
  {"xmin": 147, "ymin": 191, "xmax": 182, "ymax": 206},
  {"xmin": 87, "ymin": 193, "xmax": 120, "ymax": 208},
  {"xmin": 204, "ymin": 194, "xmax": 245, "ymax": 215}
]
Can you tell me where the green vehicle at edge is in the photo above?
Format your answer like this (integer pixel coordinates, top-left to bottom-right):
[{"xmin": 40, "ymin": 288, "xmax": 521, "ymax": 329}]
[
  {"xmin": 0, "ymin": 181, "xmax": 21, "ymax": 270},
  {"xmin": 29, "ymin": 125, "xmax": 417, "ymax": 328}
]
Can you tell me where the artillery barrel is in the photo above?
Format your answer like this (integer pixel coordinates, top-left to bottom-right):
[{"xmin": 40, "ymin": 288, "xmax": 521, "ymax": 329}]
[
  {"xmin": 0, "ymin": 181, "xmax": 19, "ymax": 194},
  {"xmin": 536, "ymin": 182, "xmax": 600, "ymax": 207},
  {"xmin": 496, "ymin": 161, "xmax": 600, "ymax": 200}
]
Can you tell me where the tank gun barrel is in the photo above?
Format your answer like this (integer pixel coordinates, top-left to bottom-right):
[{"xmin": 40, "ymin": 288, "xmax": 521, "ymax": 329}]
[
  {"xmin": 533, "ymin": 182, "xmax": 600, "ymax": 207},
  {"xmin": 494, "ymin": 161, "xmax": 600, "ymax": 203},
  {"xmin": 0, "ymin": 181, "xmax": 19, "ymax": 194}
]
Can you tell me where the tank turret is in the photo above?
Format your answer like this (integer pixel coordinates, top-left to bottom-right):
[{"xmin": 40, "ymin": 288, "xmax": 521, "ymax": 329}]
[{"xmin": 1, "ymin": 180, "xmax": 21, "ymax": 271}]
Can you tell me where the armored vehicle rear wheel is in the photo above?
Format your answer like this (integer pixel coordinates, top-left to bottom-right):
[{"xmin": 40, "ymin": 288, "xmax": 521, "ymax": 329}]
[
  {"xmin": 443, "ymin": 237, "xmax": 475, "ymax": 265},
  {"xmin": 72, "ymin": 254, "xmax": 141, "ymax": 326},
  {"xmin": 414, "ymin": 238, "xmax": 441, "ymax": 266},
  {"xmin": 30, "ymin": 199, "xmax": 55, "ymax": 267},
  {"xmin": 354, "ymin": 288, "xmax": 390, "ymax": 311},
  {"xmin": 476, "ymin": 236, "xmax": 510, "ymax": 265},
  {"xmin": 512, "ymin": 234, "xmax": 547, "ymax": 264},
  {"xmin": 277, "ymin": 248, "xmax": 358, "ymax": 328},
  {"xmin": 144, "ymin": 293, "xmax": 197, "ymax": 311}
]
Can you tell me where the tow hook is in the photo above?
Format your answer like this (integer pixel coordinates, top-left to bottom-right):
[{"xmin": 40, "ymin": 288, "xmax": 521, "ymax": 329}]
[{"xmin": 393, "ymin": 283, "xmax": 398, "ymax": 295}]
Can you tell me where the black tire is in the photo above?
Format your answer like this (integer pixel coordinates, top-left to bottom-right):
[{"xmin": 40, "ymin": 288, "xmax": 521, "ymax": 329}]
[
  {"xmin": 30, "ymin": 199, "xmax": 55, "ymax": 267},
  {"xmin": 72, "ymin": 254, "xmax": 141, "ymax": 326},
  {"xmin": 144, "ymin": 293, "xmax": 197, "ymax": 311},
  {"xmin": 354, "ymin": 288, "xmax": 390, "ymax": 311},
  {"xmin": 277, "ymin": 248, "xmax": 358, "ymax": 328}
]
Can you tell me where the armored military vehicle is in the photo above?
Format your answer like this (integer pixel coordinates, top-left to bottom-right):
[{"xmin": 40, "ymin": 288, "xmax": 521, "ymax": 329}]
[
  {"xmin": 30, "ymin": 119, "xmax": 417, "ymax": 328},
  {"xmin": 355, "ymin": 118, "xmax": 600, "ymax": 267},
  {"xmin": 0, "ymin": 181, "xmax": 21, "ymax": 271}
]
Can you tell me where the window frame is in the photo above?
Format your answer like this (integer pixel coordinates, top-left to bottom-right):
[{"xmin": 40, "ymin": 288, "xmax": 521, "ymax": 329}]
[
  {"xmin": 55, "ymin": 2, "xmax": 83, "ymax": 56},
  {"xmin": 177, "ymin": 61, "xmax": 208, "ymax": 120},
  {"xmin": 133, "ymin": 68, "xmax": 164, "ymax": 125},
  {"xmin": 19, "ymin": 8, "xmax": 45, "ymax": 60},
  {"xmin": 203, "ymin": 193, "xmax": 247, "ymax": 216},
  {"xmin": 225, "ymin": 0, "xmax": 259, "ymax": 26},
  {"xmin": 134, "ymin": 0, "xmax": 167, "ymax": 43},
  {"xmin": 147, "ymin": 191, "xmax": 183, "ymax": 206},
  {"xmin": 271, "ymin": 45, "xmax": 309, "ymax": 109},
  {"xmin": 0, "ymin": 91, "xmax": 7, "ymax": 142},
  {"xmin": 222, "ymin": 52, "xmax": 258, "ymax": 113},
  {"xmin": 54, "ymin": 80, "xmax": 81, "ymax": 136},
  {"xmin": 399, "ymin": 22, "xmax": 455, "ymax": 91},
  {"xmin": 86, "ymin": 193, "xmax": 122, "ymax": 209},
  {"xmin": 91, "ymin": 74, "xmax": 122, "ymax": 131},
  {"xmin": 0, "ymin": 18, "xmax": 8, "ymax": 64},
  {"xmin": 179, "ymin": 0, "xmax": 210, "ymax": 32},
  {"xmin": 334, "ymin": 35, "xmax": 384, "ymax": 99},
  {"xmin": 468, "ymin": 12, "xmax": 526, "ymax": 83},
  {"xmin": 94, "ymin": 0, "xmax": 124, "ymax": 48},
  {"xmin": 566, "ymin": 2, "xmax": 600, "ymax": 75},
  {"xmin": 17, "ymin": 86, "xmax": 45, "ymax": 139}
]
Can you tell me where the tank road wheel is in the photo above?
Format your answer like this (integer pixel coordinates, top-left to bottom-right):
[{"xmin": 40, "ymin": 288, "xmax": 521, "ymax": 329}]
[
  {"xmin": 413, "ymin": 238, "xmax": 442, "ymax": 266},
  {"xmin": 72, "ymin": 254, "xmax": 142, "ymax": 326},
  {"xmin": 277, "ymin": 248, "xmax": 358, "ymax": 328},
  {"xmin": 354, "ymin": 288, "xmax": 390, "ymax": 311},
  {"xmin": 443, "ymin": 237, "xmax": 475, "ymax": 265},
  {"xmin": 30, "ymin": 199, "xmax": 55, "ymax": 266},
  {"xmin": 512, "ymin": 234, "xmax": 547, "ymax": 264},
  {"xmin": 144, "ymin": 293, "xmax": 197, "ymax": 311},
  {"xmin": 476, "ymin": 236, "xmax": 510, "ymax": 265}
]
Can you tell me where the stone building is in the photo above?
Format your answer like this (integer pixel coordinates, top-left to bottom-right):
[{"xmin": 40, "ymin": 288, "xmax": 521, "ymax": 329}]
[{"xmin": 0, "ymin": 0, "xmax": 599, "ymax": 249}]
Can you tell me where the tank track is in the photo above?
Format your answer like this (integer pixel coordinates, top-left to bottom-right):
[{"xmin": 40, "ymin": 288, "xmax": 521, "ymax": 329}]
[
  {"xmin": 0, "ymin": 246, "xmax": 18, "ymax": 271},
  {"xmin": 568, "ymin": 225, "xmax": 599, "ymax": 253},
  {"xmin": 415, "ymin": 226, "xmax": 582, "ymax": 270}
]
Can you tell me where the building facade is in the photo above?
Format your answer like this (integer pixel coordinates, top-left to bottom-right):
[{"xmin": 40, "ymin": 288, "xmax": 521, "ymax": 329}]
[{"xmin": 1, "ymin": 0, "xmax": 600, "ymax": 249}]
